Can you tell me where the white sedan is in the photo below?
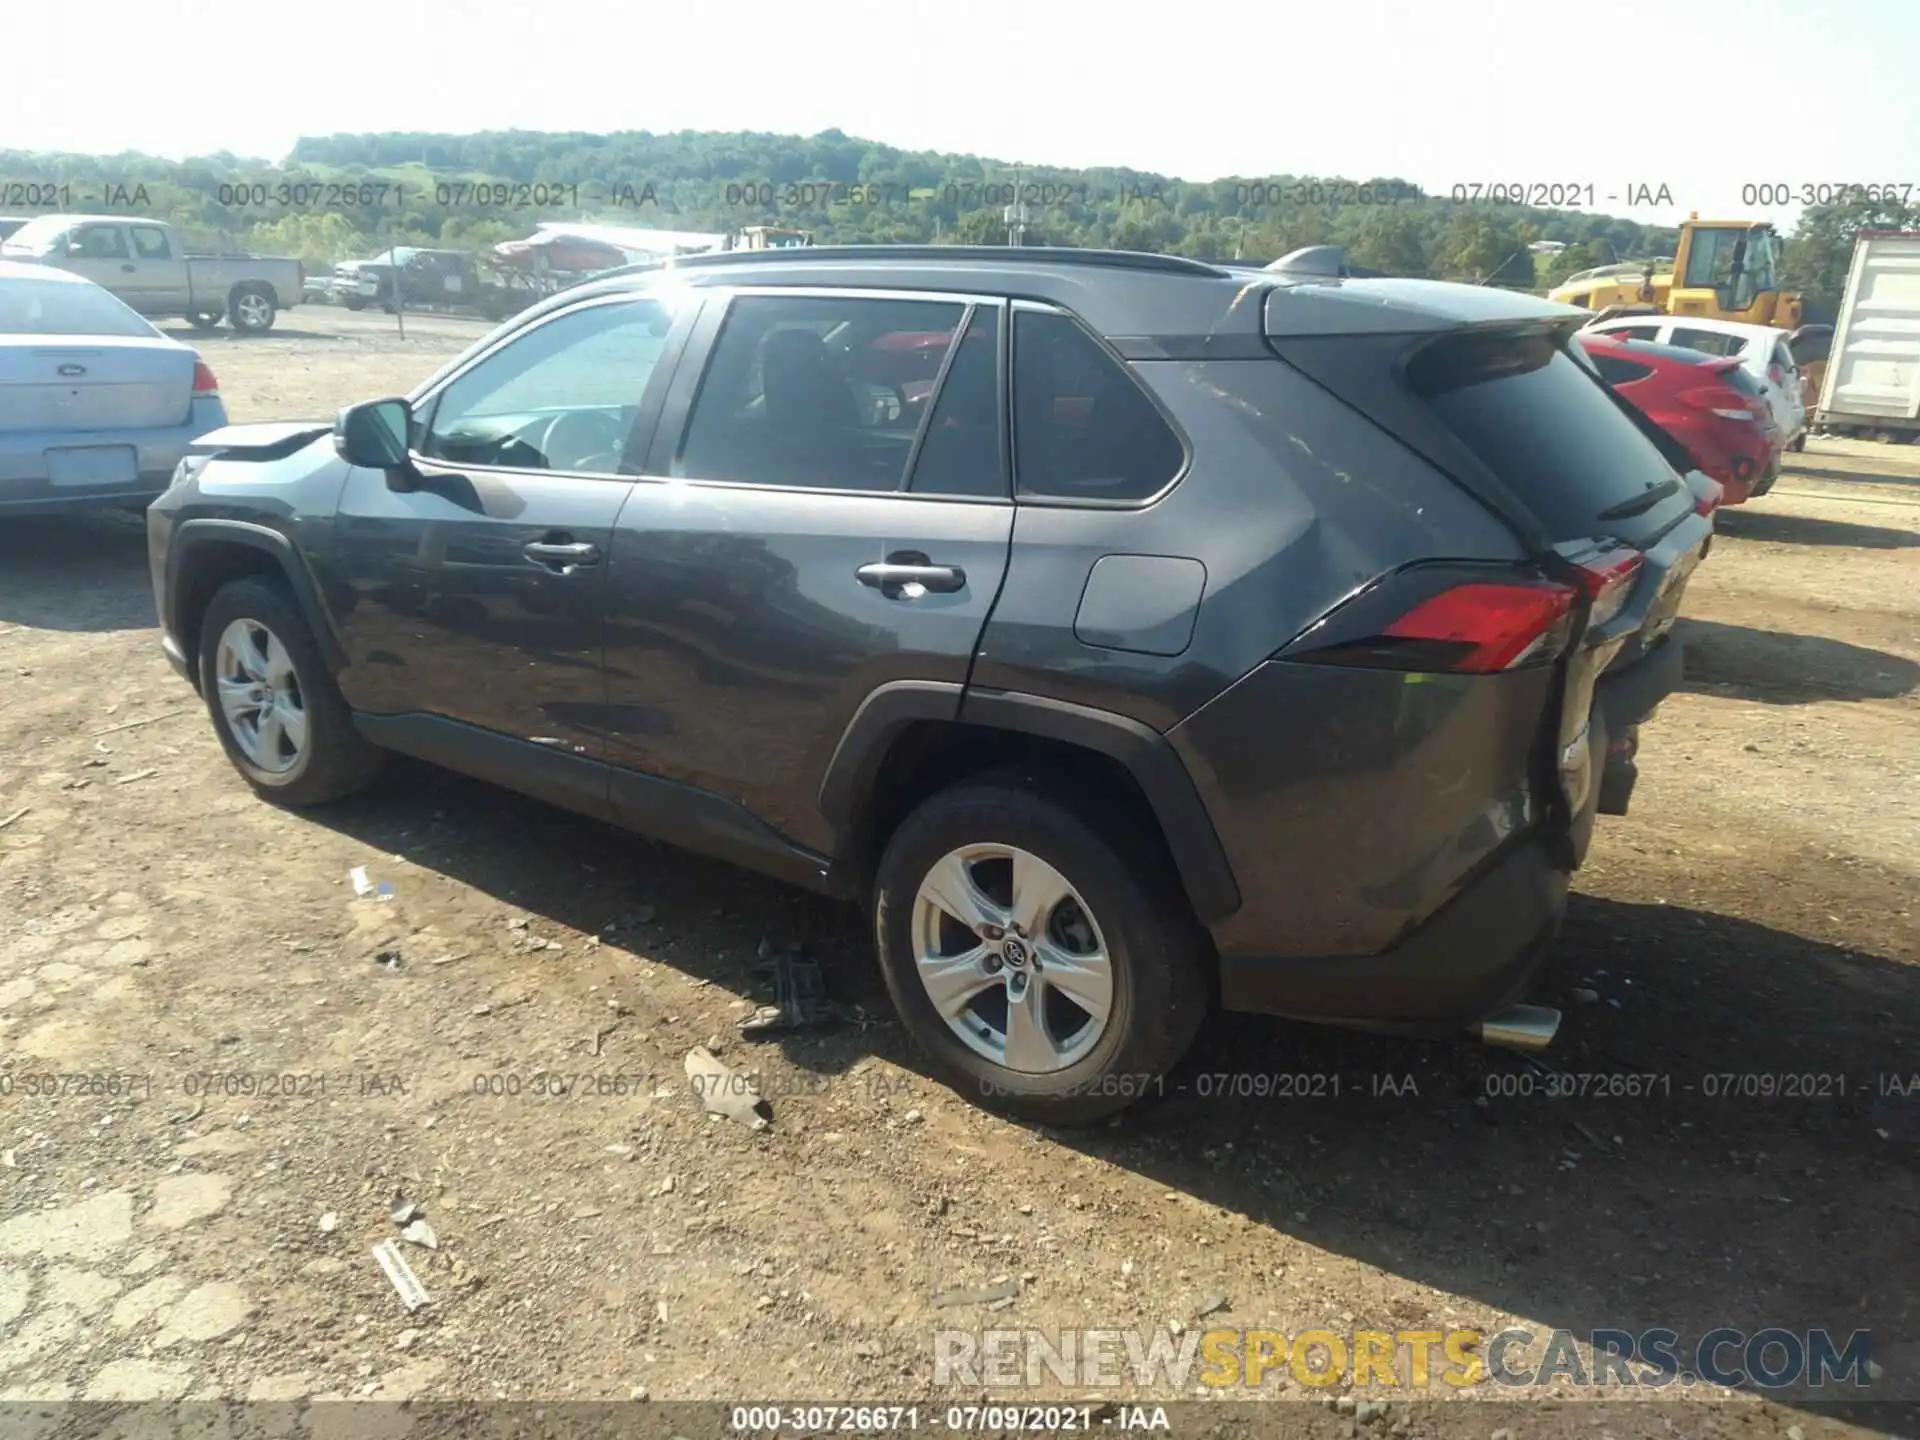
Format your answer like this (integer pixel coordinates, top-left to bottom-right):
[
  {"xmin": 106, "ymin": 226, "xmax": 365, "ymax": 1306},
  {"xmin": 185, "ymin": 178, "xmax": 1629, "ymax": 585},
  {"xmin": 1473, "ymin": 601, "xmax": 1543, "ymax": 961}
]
[{"xmin": 1, "ymin": 260, "xmax": 228, "ymax": 516}]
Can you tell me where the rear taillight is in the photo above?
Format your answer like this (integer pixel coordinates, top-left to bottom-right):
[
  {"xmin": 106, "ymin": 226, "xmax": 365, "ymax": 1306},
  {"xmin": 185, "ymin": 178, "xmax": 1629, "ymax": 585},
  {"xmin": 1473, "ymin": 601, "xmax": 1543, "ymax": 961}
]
[
  {"xmin": 1768, "ymin": 364, "xmax": 1784, "ymax": 386},
  {"xmin": 1575, "ymin": 547, "xmax": 1643, "ymax": 630},
  {"xmin": 1380, "ymin": 582, "xmax": 1578, "ymax": 673},
  {"xmin": 1678, "ymin": 386, "xmax": 1756, "ymax": 420},
  {"xmin": 192, "ymin": 360, "xmax": 219, "ymax": 395}
]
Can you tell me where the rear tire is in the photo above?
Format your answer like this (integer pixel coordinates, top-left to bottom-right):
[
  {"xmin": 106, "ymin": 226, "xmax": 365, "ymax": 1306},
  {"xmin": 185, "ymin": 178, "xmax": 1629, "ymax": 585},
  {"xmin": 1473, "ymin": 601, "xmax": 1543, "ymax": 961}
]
[
  {"xmin": 227, "ymin": 285, "xmax": 277, "ymax": 334},
  {"xmin": 196, "ymin": 577, "xmax": 382, "ymax": 807},
  {"xmin": 872, "ymin": 778, "xmax": 1209, "ymax": 1125}
]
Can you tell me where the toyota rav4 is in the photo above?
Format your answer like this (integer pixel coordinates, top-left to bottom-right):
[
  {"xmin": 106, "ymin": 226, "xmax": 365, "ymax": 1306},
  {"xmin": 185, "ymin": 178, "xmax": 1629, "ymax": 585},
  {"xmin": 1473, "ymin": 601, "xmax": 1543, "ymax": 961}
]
[{"xmin": 148, "ymin": 245, "xmax": 1707, "ymax": 1123}]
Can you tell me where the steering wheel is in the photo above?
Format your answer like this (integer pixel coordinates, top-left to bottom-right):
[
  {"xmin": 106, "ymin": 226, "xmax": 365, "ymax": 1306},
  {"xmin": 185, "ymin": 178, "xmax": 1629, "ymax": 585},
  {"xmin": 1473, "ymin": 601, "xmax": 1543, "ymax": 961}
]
[{"xmin": 538, "ymin": 410, "xmax": 629, "ymax": 473}]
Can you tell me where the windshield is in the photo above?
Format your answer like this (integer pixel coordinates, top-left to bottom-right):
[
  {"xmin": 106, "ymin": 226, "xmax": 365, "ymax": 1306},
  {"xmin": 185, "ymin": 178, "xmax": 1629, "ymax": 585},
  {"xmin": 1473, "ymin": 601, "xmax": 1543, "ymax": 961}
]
[
  {"xmin": 1682, "ymin": 226, "xmax": 1777, "ymax": 308},
  {"xmin": 0, "ymin": 216, "xmax": 74, "ymax": 254},
  {"xmin": 0, "ymin": 276, "xmax": 161, "ymax": 337}
]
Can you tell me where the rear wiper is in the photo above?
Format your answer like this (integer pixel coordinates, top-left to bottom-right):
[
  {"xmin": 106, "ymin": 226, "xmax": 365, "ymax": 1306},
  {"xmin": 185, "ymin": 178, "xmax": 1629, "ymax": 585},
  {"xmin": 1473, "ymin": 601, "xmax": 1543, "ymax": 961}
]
[{"xmin": 1595, "ymin": 477, "xmax": 1680, "ymax": 521}]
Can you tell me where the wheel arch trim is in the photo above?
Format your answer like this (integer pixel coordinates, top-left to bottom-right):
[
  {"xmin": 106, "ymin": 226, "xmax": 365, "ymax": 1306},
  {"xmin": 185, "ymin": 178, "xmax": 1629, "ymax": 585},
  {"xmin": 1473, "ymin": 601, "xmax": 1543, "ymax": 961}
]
[
  {"xmin": 167, "ymin": 519, "xmax": 344, "ymax": 678},
  {"xmin": 818, "ymin": 681, "xmax": 1241, "ymax": 925}
]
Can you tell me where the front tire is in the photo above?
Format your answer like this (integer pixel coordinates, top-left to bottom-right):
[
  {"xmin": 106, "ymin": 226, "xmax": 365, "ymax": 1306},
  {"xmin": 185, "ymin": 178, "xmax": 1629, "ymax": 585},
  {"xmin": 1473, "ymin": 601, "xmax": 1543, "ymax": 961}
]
[
  {"xmin": 873, "ymin": 779, "xmax": 1209, "ymax": 1125},
  {"xmin": 187, "ymin": 311, "xmax": 223, "ymax": 331},
  {"xmin": 197, "ymin": 577, "xmax": 381, "ymax": 807}
]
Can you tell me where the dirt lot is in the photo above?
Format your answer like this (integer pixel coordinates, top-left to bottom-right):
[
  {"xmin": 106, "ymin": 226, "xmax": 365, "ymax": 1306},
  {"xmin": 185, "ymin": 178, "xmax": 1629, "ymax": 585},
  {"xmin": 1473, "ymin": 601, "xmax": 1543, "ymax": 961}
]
[{"xmin": 0, "ymin": 306, "xmax": 1914, "ymax": 1437}]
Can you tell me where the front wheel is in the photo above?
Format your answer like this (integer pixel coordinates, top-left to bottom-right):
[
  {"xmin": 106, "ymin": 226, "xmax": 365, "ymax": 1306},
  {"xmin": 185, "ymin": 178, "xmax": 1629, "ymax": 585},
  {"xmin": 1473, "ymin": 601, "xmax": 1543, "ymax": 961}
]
[
  {"xmin": 872, "ymin": 779, "xmax": 1209, "ymax": 1125},
  {"xmin": 197, "ymin": 577, "xmax": 382, "ymax": 807},
  {"xmin": 187, "ymin": 311, "xmax": 223, "ymax": 331}
]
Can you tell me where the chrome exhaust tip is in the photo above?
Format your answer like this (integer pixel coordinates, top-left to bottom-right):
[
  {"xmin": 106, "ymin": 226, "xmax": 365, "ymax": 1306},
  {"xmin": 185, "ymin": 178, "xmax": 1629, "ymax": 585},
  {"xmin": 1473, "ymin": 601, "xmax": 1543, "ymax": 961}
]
[{"xmin": 1473, "ymin": 1004, "xmax": 1561, "ymax": 1053}]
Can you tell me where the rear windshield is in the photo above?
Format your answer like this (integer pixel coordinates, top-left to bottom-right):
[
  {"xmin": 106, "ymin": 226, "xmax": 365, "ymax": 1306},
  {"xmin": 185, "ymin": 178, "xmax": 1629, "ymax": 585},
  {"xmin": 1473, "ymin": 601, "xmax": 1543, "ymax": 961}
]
[
  {"xmin": 1407, "ymin": 329, "xmax": 1683, "ymax": 543},
  {"xmin": 0, "ymin": 277, "xmax": 160, "ymax": 337}
]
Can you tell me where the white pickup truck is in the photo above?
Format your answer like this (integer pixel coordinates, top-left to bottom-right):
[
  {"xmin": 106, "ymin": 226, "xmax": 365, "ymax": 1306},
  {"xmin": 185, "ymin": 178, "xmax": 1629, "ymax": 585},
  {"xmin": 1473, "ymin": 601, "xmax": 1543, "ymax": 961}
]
[{"xmin": 0, "ymin": 215, "xmax": 303, "ymax": 333}]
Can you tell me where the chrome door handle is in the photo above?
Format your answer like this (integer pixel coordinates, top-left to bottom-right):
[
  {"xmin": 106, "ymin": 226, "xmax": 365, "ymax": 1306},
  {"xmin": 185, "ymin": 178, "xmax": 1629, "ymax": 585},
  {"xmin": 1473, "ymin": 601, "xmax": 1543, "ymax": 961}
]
[
  {"xmin": 524, "ymin": 540, "xmax": 601, "ymax": 571},
  {"xmin": 856, "ymin": 561, "xmax": 965, "ymax": 594}
]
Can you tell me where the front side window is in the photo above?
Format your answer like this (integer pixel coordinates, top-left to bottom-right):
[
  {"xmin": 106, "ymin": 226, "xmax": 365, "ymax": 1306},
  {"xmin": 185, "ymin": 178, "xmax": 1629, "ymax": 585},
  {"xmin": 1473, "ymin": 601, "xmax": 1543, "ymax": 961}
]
[
  {"xmin": 421, "ymin": 297, "xmax": 679, "ymax": 475},
  {"xmin": 74, "ymin": 225, "xmax": 129, "ymax": 260},
  {"xmin": 676, "ymin": 294, "xmax": 970, "ymax": 491},
  {"xmin": 1012, "ymin": 310, "xmax": 1185, "ymax": 502}
]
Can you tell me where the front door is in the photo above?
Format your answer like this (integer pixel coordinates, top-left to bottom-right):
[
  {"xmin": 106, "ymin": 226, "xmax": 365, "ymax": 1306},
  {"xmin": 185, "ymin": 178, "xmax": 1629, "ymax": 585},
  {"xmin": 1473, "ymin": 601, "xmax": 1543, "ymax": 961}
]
[
  {"xmin": 325, "ymin": 289, "xmax": 696, "ymax": 766},
  {"xmin": 60, "ymin": 223, "xmax": 141, "ymax": 304},
  {"xmin": 602, "ymin": 288, "xmax": 1013, "ymax": 858}
]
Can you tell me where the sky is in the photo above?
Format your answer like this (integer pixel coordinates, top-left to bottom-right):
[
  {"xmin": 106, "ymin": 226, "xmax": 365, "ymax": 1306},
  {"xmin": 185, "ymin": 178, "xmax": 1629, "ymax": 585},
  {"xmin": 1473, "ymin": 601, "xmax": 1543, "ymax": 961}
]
[{"xmin": 5, "ymin": 0, "xmax": 1917, "ymax": 236}]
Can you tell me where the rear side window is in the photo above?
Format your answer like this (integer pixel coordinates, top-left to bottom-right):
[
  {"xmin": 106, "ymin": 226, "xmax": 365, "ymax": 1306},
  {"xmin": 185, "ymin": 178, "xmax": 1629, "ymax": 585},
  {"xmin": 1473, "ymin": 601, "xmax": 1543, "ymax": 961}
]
[
  {"xmin": 1601, "ymin": 324, "xmax": 1661, "ymax": 342},
  {"xmin": 130, "ymin": 226, "xmax": 171, "ymax": 260},
  {"xmin": 1012, "ymin": 310, "xmax": 1184, "ymax": 502},
  {"xmin": 0, "ymin": 278, "xmax": 158, "ymax": 338},
  {"xmin": 678, "ymin": 294, "xmax": 969, "ymax": 492},
  {"xmin": 1670, "ymin": 327, "xmax": 1743, "ymax": 358},
  {"xmin": 907, "ymin": 308, "xmax": 1006, "ymax": 499},
  {"xmin": 1589, "ymin": 354, "xmax": 1654, "ymax": 385},
  {"xmin": 1408, "ymin": 330, "xmax": 1683, "ymax": 543}
]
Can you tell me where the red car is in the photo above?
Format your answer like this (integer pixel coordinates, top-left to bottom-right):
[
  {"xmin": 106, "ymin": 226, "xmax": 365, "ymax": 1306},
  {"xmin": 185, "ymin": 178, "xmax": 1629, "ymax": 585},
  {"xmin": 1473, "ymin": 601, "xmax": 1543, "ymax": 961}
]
[
  {"xmin": 1577, "ymin": 332, "xmax": 1780, "ymax": 504},
  {"xmin": 492, "ymin": 232, "xmax": 630, "ymax": 276}
]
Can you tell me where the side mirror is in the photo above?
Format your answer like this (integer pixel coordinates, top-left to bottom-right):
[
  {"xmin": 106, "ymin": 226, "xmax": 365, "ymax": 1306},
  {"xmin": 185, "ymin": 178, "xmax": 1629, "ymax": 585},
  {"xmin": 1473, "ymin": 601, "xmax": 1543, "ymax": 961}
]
[{"xmin": 334, "ymin": 397, "xmax": 413, "ymax": 476}]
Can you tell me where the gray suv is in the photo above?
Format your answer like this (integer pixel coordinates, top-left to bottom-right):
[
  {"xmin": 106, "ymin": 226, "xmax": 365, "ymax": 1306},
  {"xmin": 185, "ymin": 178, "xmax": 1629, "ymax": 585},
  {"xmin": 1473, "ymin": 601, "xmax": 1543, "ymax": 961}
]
[{"xmin": 148, "ymin": 246, "xmax": 1708, "ymax": 1123}]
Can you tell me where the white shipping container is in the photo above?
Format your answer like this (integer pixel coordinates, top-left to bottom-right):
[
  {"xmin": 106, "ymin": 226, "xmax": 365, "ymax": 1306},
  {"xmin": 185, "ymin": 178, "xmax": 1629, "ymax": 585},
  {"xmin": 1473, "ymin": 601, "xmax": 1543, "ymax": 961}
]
[{"xmin": 1816, "ymin": 232, "xmax": 1920, "ymax": 433}]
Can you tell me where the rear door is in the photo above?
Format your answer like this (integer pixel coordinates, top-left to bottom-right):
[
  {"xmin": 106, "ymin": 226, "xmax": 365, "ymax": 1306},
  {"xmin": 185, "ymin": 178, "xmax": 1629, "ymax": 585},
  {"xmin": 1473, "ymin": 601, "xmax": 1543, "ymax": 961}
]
[{"xmin": 601, "ymin": 286, "xmax": 1013, "ymax": 859}]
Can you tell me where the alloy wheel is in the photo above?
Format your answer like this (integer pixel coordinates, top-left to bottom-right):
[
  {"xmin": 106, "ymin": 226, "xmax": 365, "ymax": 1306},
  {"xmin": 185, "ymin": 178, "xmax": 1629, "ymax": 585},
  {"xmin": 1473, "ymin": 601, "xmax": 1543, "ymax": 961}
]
[
  {"xmin": 214, "ymin": 618, "xmax": 307, "ymax": 774},
  {"xmin": 910, "ymin": 843, "xmax": 1114, "ymax": 1074}
]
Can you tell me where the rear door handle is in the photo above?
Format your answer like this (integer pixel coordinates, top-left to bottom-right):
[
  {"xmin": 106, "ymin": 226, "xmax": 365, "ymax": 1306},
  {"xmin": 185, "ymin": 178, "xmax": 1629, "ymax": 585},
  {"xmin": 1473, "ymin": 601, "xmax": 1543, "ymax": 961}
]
[
  {"xmin": 856, "ymin": 559, "xmax": 966, "ymax": 594},
  {"xmin": 524, "ymin": 539, "xmax": 601, "ymax": 571}
]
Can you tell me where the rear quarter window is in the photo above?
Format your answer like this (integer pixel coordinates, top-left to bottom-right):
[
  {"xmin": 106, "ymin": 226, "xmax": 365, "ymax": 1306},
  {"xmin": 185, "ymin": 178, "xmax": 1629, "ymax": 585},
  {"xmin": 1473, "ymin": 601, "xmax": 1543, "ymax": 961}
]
[
  {"xmin": 1012, "ymin": 309, "xmax": 1185, "ymax": 503},
  {"xmin": 1407, "ymin": 329, "xmax": 1685, "ymax": 544}
]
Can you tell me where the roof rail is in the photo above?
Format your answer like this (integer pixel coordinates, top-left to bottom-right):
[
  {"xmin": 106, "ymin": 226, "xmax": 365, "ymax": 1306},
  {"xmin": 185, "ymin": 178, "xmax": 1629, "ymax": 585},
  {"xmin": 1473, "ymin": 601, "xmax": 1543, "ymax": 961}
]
[{"xmin": 587, "ymin": 244, "xmax": 1233, "ymax": 284}]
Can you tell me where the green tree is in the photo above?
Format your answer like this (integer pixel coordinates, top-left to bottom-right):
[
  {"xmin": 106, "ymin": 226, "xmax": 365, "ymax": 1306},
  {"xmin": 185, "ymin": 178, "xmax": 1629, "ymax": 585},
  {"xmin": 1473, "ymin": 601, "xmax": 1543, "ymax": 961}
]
[
  {"xmin": 1348, "ymin": 207, "xmax": 1431, "ymax": 277},
  {"xmin": 1545, "ymin": 241, "xmax": 1601, "ymax": 287},
  {"xmin": 1781, "ymin": 195, "xmax": 1919, "ymax": 317},
  {"xmin": 1435, "ymin": 212, "xmax": 1531, "ymax": 287}
]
